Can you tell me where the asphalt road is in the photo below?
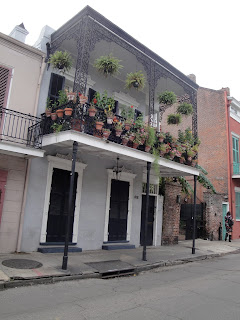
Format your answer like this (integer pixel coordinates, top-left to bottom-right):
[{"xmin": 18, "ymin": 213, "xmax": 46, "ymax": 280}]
[{"xmin": 1, "ymin": 253, "xmax": 240, "ymax": 320}]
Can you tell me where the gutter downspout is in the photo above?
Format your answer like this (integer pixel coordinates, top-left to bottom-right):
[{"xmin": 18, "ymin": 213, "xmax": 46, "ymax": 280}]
[
  {"xmin": 225, "ymin": 92, "xmax": 232, "ymax": 213},
  {"xmin": 16, "ymin": 158, "xmax": 31, "ymax": 252},
  {"xmin": 33, "ymin": 54, "xmax": 46, "ymax": 117}
]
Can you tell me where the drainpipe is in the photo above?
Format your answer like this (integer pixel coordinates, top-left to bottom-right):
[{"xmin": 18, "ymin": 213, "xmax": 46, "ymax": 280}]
[
  {"xmin": 225, "ymin": 92, "xmax": 232, "ymax": 213},
  {"xmin": 16, "ymin": 158, "xmax": 31, "ymax": 252},
  {"xmin": 33, "ymin": 54, "xmax": 46, "ymax": 117}
]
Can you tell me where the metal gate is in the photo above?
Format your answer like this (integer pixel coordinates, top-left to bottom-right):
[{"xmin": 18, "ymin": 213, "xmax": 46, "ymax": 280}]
[{"xmin": 180, "ymin": 204, "xmax": 205, "ymax": 240}]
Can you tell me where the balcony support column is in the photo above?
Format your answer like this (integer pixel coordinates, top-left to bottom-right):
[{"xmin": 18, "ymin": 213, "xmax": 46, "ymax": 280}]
[
  {"xmin": 62, "ymin": 141, "xmax": 78, "ymax": 270},
  {"xmin": 192, "ymin": 175, "xmax": 197, "ymax": 254}
]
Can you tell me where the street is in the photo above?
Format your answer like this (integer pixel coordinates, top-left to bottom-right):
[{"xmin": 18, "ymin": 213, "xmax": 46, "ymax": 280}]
[{"xmin": 1, "ymin": 252, "xmax": 240, "ymax": 320}]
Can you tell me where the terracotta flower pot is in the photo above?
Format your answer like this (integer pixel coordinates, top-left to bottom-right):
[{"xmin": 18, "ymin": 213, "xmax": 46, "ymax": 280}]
[
  {"xmin": 88, "ymin": 106, "xmax": 97, "ymax": 117},
  {"xmin": 56, "ymin": 109, "xmax": 64, "ymax": 118},
  {"xmin": 79, "ymin": 95, "xmax": 88, "ymax": 104},
  {"xmin": 122, "ymin": 138, "xmax": 129, "ymax": 146},
  {"xmin": 145, "ymin": 145, "xmax": 151, "ymax": 153},
  {"xmin": 158, "ymin": 137, "xmax": 164, "ymax": 143},
  {"xmin": 133, "ymin": 142, "xmax": 139, "ymax": 149},
  {"xmin": 102, "ymin": 130, "xmax": 110, "ymax": 140},
  {"xmin": 51, "ymin": 113, "xmax": 57, "ymax": 121},
  {"xmin": 95, "ymin": 121, "xmax": 104, "ymax": 130},
  {"xmin": 64, "ymin": 108, "xmax": 73, "ymax": 116},
  {"xmin": 129, "ymin": 134, "xmax": 135, "ymax": 142},
  {"xmin": 93, "ymin": 130, "xmax": 102, "ymax": 138},
  {"xmin": 115, "ymin": 129, "xmax": 122, "ymax": 137},
  {"xmin": 125, "ymin": 123, "xmax": 132, "ymax": 131}
]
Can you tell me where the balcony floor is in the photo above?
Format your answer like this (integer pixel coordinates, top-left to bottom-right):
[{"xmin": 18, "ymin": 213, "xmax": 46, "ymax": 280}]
[{"xmin": 42, "ymin": 130, "xmax": 199, "ymax": 177}]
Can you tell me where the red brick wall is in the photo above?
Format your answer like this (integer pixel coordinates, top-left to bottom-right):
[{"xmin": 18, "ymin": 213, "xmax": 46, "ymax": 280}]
[{"xmin": 162, "ymin": 182, "xmax": 182, "ymax": 245}]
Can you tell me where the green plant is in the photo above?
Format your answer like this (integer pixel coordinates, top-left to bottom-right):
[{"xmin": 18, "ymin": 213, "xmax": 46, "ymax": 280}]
[
  {"xmin": 58, "ymin": 90, "xmax": 68, "ymax": 106},
  {"xmin": 114, "ymin": 121, "xmax": 124, "ymax": 130},
  {"xmin": 48, "ymin": 51, "xmax": 73, "ymax": 73},
  {"xmin": 177, "ymin": 103, "xmax": 193, "ymax": 116},
  {"xmin": 167, "ymin": 113, "xmax": 182, "ymax": 125},
  {"xmin": 145, "ymin": 126, "xmax": 156, "ymax": 147},
  {"xmin": 93, "ymin": 91, "xmax": 115, "ymax": 110},
  {"xmin": 51, "ymin": 123, "xmax": 63, "ymax": 133},
  {"xmin": 158, "ymin": 91, "xmax": 177, "ymax": 105},
  {"xmin": 121, "ymin": 106, "xmax": 135, "ymax": 122},
  {"xmin": 125, "ymin": 71, "xmax": 145, "ymax": 90},
  {"xmin": 46, "ymin": 97, "xmax": 52, "ymax": 110},
  {"xmin": 134, "ymin": 114, "xmax": 144, "ymax": 129},
  {"xmin": 94, "ymin": 54, "xmax": 123, "ymax": 77}
]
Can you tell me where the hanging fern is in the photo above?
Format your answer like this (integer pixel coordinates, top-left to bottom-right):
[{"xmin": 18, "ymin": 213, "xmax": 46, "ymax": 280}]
[{"xmin": 94, "ymin": 54, "xmax": 123, "ymax": 77}]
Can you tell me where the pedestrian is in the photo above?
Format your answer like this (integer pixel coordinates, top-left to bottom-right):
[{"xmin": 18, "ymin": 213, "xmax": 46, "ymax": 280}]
[{"xmin": 225, "ymin": 211, "xmax": 234, "ymax": 242}]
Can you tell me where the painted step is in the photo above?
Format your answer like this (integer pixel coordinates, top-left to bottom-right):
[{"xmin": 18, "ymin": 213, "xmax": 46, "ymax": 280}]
[
  {"xmin": 102, "ymin": 244, "xmax": 135, "ymax": 250},
  {"xmin": 38, "ymin": 246, "xmax": 82, "ymax": 253}
]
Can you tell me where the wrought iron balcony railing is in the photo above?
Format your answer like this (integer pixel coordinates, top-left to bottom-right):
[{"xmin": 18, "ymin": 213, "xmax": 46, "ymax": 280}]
[{"xmin": 0, "ymin": 107, "xmax": 42, "ymax": 149}]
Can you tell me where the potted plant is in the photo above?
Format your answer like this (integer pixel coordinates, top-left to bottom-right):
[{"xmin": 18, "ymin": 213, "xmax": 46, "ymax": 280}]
[
  {"xmin": 51, "ymin": 123, "xmax": 63, "ymax": 133},
  {"xmin": 50, "ymin": 101, "xmax": 58, "ymax": 120},
  {"xmin": 64, "ymin": 106, "xmax": 73, "ymax": 116},
  {"xmin": 121, "ymin": 134, "xmax": 129, "ymax": 146},
  {"xmin": 167, "ymin": 114, "xmax": 182, "ymax": 125},
  {"xmin": 121, "ymin": 106, "xmax": 135, "ymax": 130},
  {"xmin": 186, "ymin": 150, "xmax": 195, "ymax": 162},
  {"xmin": 158, "ymin": 91, "xmax": 177, "ymax": 105},
  {"xmin": 48, "ymin": 50, "xmax": 73, "ymax": 73},
  {"xmin": 45, "ymin": 97, "xmax": 52, "ymax": 117},
  {"xmin": 94, "ymin": 54, "xmax": 123, "ymax": 77},
  {"xmin": 158, "ymin": 144, "xmax": 168, "ymax": 157},
  {"xmin": 125, "ymin": 71, "xmax": 145, "ymax": 90},
  {"xmin": 102, "ymin": 128, "xmax": 111, "ymax": 140},
  {"xmin": 95, "ymin": 114, "xmax": 104, "ymax": 131},
  {"xmin": 114, "ymin": 121, "xmax": 124, "ymax": 137},
  {"xmin": 177, "ymin": 103, "xmax": 193, "ymax": 116},
  {"xmin": 58, "ymin": 90, "xmax": 68, "ymax": 106},
  {"xmin": 78, "ymin": 93, "xmax": 88, "ymax": 104},
  {"xmin": 132, "ymin": 134, "xmax": 141, "ymax": 149},
  {"xmin": 67, "ymin": 92, "xmax": 77, "ymax": 103},
  {"xmin": 145, "ymin": 126, "xmax": 156, "ymax": 152}
]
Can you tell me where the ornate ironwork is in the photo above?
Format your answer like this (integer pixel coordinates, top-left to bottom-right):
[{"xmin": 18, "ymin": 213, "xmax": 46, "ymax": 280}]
[{"xmin": 0, "ymin": 107, "xmax": 42, "ymax": 148}]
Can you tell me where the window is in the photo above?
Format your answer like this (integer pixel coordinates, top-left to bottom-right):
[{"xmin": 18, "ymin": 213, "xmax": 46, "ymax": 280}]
[
  {"xmin": 235, "ymin": 192, "xmax": 240, "ymax": 220},
  {"xmin": 48, "ymin": 73, "xmax": 65, "ymax": 103},
  {"xmin": 232, "ymin": 135, "xmax": 239, "ymax": 174},
  {"xmin": 0, "ymin": 65, "xmax": 12, "ymax": 109}
]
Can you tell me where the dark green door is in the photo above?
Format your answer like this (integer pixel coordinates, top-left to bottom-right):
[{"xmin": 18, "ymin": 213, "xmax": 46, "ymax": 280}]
[
  {"xmin": 46, "ymin": 168, "xmax": 78, "ymax": 243},
  {"xmin": 108, "ymin": 180, "xmax": 129, "ymax": 241},
  {"xmin": 140, "ymin": 195, "xmax": 155, "ymax": 246}
]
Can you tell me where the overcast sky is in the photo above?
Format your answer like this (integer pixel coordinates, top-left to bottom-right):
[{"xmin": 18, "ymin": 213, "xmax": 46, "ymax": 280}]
[{"xmin": 1, "ymin": 0, "xmax": 239, "ymax": 100}]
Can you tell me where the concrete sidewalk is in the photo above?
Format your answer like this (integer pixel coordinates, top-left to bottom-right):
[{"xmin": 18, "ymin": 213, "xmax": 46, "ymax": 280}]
[{"xmin": 1, "ymin": 239, "xmax": 240, "ymax": 290}]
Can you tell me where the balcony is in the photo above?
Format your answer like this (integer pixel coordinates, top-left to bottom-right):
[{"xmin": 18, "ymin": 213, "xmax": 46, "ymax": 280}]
[
  {"xmin": 37, "ymin": 100, "xmax": 199, "ymax": 177},
  {"xmin": 0, "ymin": 107, "xmax": 44, "ymax": 158}
]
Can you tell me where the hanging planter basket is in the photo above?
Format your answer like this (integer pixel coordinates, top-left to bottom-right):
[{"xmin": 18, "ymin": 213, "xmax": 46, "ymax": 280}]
[
  {"xmin": 48, "ymin": 51, "xmax": 73, "ymax": 74},
  {"xmin": 125, "ymin": 71, "xmax": 145, "ymax": 90},
  {"xmin": 94, "ymin": 54, "xmax": 123, "ymax": 77},
  {"xmin": 167, "ymin": 114, "xmax": 182, "ymax": 125}
]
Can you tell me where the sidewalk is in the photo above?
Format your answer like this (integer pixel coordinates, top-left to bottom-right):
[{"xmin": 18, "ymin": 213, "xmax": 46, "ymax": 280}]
[{"xmin": 1, "ymin": 239, "xmax": 240, "ymax": 290}]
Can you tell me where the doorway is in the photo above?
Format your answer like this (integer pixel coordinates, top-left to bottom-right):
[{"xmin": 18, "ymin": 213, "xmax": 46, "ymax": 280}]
[
  {"xmin": 140, "ymin": 195, "xmax": 155, "ymax": 246},
  {"xmin": 46, "ymin": 168, "xmax": 78, "ymax": 243},
  {"xmin": 108, "ymin": 179, "xmax": 129, "ymax": 241}
]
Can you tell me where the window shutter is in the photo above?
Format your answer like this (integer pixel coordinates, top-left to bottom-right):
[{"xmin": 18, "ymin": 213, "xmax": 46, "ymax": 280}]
[
  {"xmin": 0, "ymin": 65, "xmax": 12, "ymax": 109},
  {"xmin": 48, "ymin": 73, "xmax": 65, "ymax": 103},
  {"xmin": 232, "ymin": 136, "xmax": 239, "ymax": 174},
  {"xmin": 88, "ymin": 88, "xmax": 96, "ymax": 104}
]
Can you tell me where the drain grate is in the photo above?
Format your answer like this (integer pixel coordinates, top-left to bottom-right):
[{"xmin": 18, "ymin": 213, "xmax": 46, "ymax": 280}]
[
  {"xmin": 2, "ymin": 259, "xmax": 43, "ymax": 269},
  {"xmin": 84, "ymin": 260, "xmax": 135, "ymax": 279}
]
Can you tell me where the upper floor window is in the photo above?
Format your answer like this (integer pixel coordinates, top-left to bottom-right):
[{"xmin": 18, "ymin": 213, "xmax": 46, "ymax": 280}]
[
  {"xmin": 232, "ymin": 135, "xmax": 239, "ymax": 174},
  {"xmin": 48, "ymin": 73, "xmax": 65, "ymax": 104}
]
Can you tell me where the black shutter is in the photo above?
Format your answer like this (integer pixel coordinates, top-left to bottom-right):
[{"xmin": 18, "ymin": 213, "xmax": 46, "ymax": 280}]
[
  {"xmin": 48, "ymin": 73, "xmax": 65, "ymax": 103},
  {"xmin": 88, "ymin": 88, "xmax": 96, "ymax": 104}
]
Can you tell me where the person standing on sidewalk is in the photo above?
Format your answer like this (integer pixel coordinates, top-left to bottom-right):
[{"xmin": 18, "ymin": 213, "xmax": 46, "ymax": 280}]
[{"xmin": 225, "ymin": 211, "xmax": 234, "ymax": 242}]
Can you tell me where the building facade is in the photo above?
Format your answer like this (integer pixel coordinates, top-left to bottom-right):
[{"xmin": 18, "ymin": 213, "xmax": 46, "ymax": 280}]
[
  {"xmin": 17, "ymin": 6, "xmax": 199, "ymax": 253},
  {"xmin": 0, "ymin": 25, "xmax": 45, "ymax": 253}
]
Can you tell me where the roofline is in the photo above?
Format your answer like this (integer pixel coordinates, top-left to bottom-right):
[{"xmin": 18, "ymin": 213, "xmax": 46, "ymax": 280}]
[
  {"xmin": 228, "ymin": 96, "xmax": 240, "ymax": 109},
  {"xmin": 0, "ymin": 32, "xmax": 45, "ymax": 57},
  {"xmin": 51, "ymin": 6, "xmax": 198, "ymax": 91}
]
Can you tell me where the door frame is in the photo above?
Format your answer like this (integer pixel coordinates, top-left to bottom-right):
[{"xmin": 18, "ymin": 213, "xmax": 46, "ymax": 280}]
[
  {"xmin": 222, "ymin": 202, "xmax": 229, "ymax": 240},
  {"xmin": 40, "ymin": 155, "xmax": 87, "ymax": 243},
  {"xmin": 104, "ymin": 169, "xmax": 136, "ymax": 242}
]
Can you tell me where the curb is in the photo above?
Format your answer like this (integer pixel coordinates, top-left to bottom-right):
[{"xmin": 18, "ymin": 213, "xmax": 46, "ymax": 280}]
[{"xmin": 1, "ymin": 249, "xmax": 240, "ymax": 291}]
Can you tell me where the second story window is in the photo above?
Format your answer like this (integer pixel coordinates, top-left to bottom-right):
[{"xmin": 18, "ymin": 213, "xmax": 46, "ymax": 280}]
[
  {"xmin": 232, "ymin": 135, "xmax": 239, "ymax": 174},
  {"xmin": 48, "ymin": 73, "xmax": 65, "ymax": 104}
]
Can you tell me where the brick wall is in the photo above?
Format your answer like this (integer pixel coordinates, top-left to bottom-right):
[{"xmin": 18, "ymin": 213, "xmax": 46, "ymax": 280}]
[
  {"xmin": 162, "ymin": 181, "xmax": 182, "ymax": 245},
  {"xmin": 203, "ymin": 192, "xmax": 223, "ymax": 240}
]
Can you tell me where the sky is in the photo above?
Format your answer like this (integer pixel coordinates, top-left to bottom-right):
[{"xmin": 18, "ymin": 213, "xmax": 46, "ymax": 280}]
[{"xmin": 1, "ymin": 0, "xmax": 239, "ymax": 100}]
